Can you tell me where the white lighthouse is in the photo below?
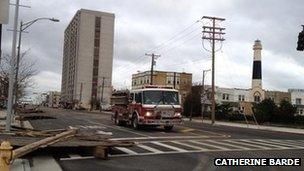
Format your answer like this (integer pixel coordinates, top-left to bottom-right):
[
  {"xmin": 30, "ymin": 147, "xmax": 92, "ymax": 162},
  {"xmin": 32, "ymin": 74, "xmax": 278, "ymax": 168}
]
[{"xmin": 250, "ymin": 39, "xmax": 264, "ymax": 102}]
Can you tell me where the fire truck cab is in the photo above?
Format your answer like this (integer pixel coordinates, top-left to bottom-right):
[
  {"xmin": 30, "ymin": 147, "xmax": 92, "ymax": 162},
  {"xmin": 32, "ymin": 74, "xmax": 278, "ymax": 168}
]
[{"xmin": 111, "ymin": 85, "xmax": 182, "ymax": 131}]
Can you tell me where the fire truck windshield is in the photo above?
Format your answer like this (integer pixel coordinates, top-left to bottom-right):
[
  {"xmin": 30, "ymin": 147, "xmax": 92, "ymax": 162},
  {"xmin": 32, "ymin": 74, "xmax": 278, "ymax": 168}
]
[{"xmin": 143, "ymin": 90, "xmax": 179, "ymax": 105}]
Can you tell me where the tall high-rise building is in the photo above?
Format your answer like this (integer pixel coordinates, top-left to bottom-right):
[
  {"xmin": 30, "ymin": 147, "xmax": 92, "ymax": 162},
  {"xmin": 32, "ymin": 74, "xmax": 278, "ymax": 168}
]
[
  {"xmin": 61, "ymin": 9, "xmax": 115, "ymax": 109},
  {"xmin": 250, "ymin": 39, "xmax": 264, "ymax": 102}
]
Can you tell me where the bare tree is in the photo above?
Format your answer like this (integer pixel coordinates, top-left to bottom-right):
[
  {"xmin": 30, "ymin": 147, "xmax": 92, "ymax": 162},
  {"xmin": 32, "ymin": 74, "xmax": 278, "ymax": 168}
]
[{"xmin": 0, "ymin": 50, "xmax": 37, "ymax": 102}]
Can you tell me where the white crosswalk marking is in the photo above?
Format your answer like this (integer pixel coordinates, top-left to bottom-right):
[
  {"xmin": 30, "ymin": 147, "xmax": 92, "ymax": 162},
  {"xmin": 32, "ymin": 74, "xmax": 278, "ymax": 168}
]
[
  {"xmin": 255, "ymin": 139, "xmax": 304, "ymax": 148},
  {"xmin": 171, "ymin": 141, "xmax": 209, "ymax": 150},
  {"xmin": 222, "ymin": 139, "xmax": 270, "ymax": 149},
  {"xmin": 206, "ymin": 140, "xmax": 251, "ymax": 150},
  {"xmin": 137, "ymin": 144, "xmax": 164, "ymax": 154},
  {"xmin": 188, "ymin": 140, "xmax": 229, "ymax": 150},
  {"xmin": 239, "ymin": 139, "xmax": 289, "ymax": 149},
  {"xmin": 152, "ymin": 141, "xmax": 188, "ymax": 152},
  {"xmin": 282, "ymin": 140, "xmax": 304, "ymax": 145},
  {"xmin": 115, "ymin": 147, "xmax": 138, "ymax": 155},
  {"xmin": 270, "ymin": 140, "xmax": 304, "ymax": 147},
  {"xmin": 59, "ymin": 139, "xmax": 304, "ymax": 160}
]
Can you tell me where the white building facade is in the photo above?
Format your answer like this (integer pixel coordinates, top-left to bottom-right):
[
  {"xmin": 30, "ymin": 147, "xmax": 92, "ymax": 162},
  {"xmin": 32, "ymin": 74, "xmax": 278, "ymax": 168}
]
[
  {"xmin": 288, "ymin": 89, "xmax": 304, "ymax": 115},
  {"xmin": 215, "ymin": 87, "xmax": 250, "ymax": 104},
  {"xmin": 61, "ymin": 9, "xmax": 115, "ymax": 109}
]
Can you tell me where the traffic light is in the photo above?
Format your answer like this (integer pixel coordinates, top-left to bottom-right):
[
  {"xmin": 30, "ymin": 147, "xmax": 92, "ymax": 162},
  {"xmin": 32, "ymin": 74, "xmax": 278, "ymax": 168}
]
[{"xmin": 297, "ymin": 26, "xmax": 304, "ymax": 51}]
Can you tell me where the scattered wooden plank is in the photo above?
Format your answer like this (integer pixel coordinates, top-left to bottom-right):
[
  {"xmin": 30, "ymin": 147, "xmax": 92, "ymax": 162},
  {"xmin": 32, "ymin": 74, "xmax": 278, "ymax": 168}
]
[{"xmin": 12, "ymin": 129, "xmax": 77, "ymax": 159}]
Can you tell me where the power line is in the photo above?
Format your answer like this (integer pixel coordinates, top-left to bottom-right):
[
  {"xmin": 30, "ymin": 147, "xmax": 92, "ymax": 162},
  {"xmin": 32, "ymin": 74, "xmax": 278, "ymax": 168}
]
[
  {"xmin": 115, "ymin": 20, "xmax": 201, "ymax": 73},
  {"xmin": 116, "ymin": 30, "xmax": 202, "ymax": 74}
]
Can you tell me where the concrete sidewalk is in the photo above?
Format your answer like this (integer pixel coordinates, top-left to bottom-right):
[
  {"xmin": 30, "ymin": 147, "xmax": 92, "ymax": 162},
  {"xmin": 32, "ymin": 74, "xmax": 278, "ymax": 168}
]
[{"xmin": 184, "ymin": 118, "xmax": 304, "ymax": 135}]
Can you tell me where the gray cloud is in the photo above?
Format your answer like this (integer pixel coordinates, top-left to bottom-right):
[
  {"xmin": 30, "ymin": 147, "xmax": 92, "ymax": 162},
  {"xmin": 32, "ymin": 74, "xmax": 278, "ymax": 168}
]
[{"xmin": 1, "ymin": 0, "xmax": 304, "ymax": 93}]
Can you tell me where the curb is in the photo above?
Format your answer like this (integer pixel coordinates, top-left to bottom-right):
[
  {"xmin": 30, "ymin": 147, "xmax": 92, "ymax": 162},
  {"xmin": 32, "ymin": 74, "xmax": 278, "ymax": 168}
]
[{"xmin": 183, "ymin": 118, "xmax": 304, "ymax": 135}]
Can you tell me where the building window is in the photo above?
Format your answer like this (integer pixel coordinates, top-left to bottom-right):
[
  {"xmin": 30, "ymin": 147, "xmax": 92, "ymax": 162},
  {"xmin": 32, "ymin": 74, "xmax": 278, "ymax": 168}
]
[
  {"xmin": 167, "ymin": 77, "xmax": 173, "ymax": 84},
  {"xmin": 254, "ymin": 92, "xmax": 261, "ymax": 103},
  {"xmin": 135, "ymin": 92, "xmax": 142, "ymax": 103},
  {"xmin": 94, "ymin": 38, "xmax": 100, "ymax": 47},
  {"xmin": 238, "ymin": 95, "xmax": 245, "ymax": 101},
  {"xmin": 296, "ymin": 98, "xmax": 302, "ymax": 105},
  {"xmin": 254, "ymin": 96, "xmax": 260, "ymax": 102},
  {"xmin": 299, "ymin": 109, "xmax": 303, "ymax": 115},
  {"xmin": 222, "ymin": 93, "xmax": 229, "ymax": 100}
]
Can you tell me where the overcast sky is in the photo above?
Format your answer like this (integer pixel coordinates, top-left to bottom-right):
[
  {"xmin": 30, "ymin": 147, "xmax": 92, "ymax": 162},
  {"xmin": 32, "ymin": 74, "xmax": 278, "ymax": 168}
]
[{"xmin": 2, "ymin": 0, "xmax": 304, "ymax": 94}]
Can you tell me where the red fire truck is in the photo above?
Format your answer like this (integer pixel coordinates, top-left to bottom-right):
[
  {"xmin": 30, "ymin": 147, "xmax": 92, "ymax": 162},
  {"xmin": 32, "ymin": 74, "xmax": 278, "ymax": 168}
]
[{"xmin": 111, "ymin": 85, "xmax": 182, "ymax": 131}]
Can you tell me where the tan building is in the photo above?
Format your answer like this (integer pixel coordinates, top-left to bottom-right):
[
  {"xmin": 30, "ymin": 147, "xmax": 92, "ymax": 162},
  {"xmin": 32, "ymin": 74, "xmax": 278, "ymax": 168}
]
[
  {"xmin": 61, "ymin": 9, "xmax": 115, "ymax": 109},
  {"xmin": 48, "ymin": 91, "xmax": 61, "ymax": 108},
  {"xmin": 265, "ymin": 91, "xmax": 291, "ymax": 105},
  {"xmin": 132, "ymin": 71, "xmax": 192, "ymax": 103}
]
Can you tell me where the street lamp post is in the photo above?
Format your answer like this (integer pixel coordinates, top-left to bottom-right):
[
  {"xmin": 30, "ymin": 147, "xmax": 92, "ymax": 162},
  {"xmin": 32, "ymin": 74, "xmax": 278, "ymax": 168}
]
[
  {"xmin": 14, "ymin": 18, "xmax": 59, "ymax": 112},
  {"xmin": 5, "ymin": 17, "xmax": 59, "ymax": 132}
]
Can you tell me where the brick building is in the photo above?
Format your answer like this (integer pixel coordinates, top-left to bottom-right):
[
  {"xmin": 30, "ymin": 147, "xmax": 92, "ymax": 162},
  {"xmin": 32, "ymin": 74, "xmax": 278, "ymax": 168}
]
[{"xmin": 132, "ymin": 71, "xmax": 192, "ymax": 103}]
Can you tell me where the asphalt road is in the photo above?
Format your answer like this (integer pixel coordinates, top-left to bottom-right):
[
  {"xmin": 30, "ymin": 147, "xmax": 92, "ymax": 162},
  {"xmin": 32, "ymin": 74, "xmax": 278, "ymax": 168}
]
[{"xmin": 28, "ymin": 108, "xmax": 304, "ymax": 171}]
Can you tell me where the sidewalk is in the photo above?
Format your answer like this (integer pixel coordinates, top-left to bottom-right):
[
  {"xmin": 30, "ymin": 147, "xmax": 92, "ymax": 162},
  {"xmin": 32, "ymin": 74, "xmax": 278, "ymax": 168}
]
[{"xmin": 183, "ymin": 118, "xmax": 304, "ymax": 135}]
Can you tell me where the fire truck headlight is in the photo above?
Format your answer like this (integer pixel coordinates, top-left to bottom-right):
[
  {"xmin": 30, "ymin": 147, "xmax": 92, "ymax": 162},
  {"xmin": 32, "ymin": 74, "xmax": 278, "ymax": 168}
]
[
  {"xmin": 174, "ymin": 112, "xmax": 181, "ymax": 117},
  {"xmin": 145, "ymin": 111, "xmax": 152, "ymax": 117}
]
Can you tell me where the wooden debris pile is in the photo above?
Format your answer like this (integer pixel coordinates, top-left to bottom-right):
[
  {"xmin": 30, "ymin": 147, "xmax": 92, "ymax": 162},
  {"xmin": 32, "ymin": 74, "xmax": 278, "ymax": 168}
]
[{"xmin": 0, "ymin": 126, "xmax": 134, "ymax": 160}]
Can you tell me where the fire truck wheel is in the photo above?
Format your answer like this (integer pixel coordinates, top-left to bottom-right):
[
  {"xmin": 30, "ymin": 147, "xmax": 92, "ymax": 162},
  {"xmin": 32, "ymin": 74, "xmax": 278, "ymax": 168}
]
[
  {"xmin": 132, "ymin": 115, "xmax": 140, "ymax": 130},
  {"xmin": 164, "ymin": 125, "xmax": 173, "ymax": 131},
  {"xmin": 114, "ymin": 113, "xmax": 122, "ymax": 126}
]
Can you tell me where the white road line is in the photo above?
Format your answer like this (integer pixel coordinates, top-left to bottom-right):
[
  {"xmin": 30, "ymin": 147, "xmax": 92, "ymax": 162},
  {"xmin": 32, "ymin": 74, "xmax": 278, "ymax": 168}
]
[
  {"xmin": 152, "ymin": 141, "xmax": 188, "ymax": 152},
  {"xmin": 188, "ymin": 140, "xmax": 229, "ymax": 150},
  {"xmin": 255, "ymin": 139, "xmax": 304, "ymax": 148},
  {"xmin": 239, "ymin": 139, "xmax": 288, "ymax": 149},
  {"xmin": 171, "ymin": 141, "xmax": 209, "ymax": 151},
  {"xmin": 137, "ymin": 144, "xmax": 164, "ymax": 154},
  {"xmin": 60, "ymin": 156, "xmax": 94, "ymax": 161},
  {"xmin": 115, "ymin": 147, "xmax": 138, "ymax": 155},
  {"xmin": 68, "ymin": 154, "xmax": 82, "ymax": 158},
  {"xmin": 270, "ymin": 140, "xmax": 304, "ymax": 147},
  {"xmin": 110, "ymin": 135, "xmax": 214, "ymax": 141},
  {"xmin": 222, "ymin": 139, "xmax": 270, "ymax": 149},
  {"xmin": 281, "ymin": 140, "xmax": 304, "ymax": 145},
  {"xmin": 206, "ymin": 140, "xmax": 251, "ymax": 150},
  {"xmin": 85, "ymin": 119, "xmax": 151, "ymax": 138}
]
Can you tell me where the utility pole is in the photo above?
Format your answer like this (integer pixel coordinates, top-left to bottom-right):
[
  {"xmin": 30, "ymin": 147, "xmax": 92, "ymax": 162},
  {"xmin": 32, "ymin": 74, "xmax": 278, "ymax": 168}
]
[
  {"xmin": 6, "ymin": 0, "xmax": 20, "ymax": 132},
  {"xmin": 145, "ymin": 53, "xmax": 160, "ymax": 85},
  {"xmin": 202, "ymin": 16, "xmax": 225, "ymax": 125},
  {"xmin": 13, "ymin": 21, "xmax": 23, "ymax": 110},
  {"xmin": 173, "ymin": 72, "xmax": 176, "ymax": 89},
  {"xmin": 201, "ymin": 69, "xmax": 210, "ymax": 123},
  {"xmin": 0, "ymin": 24, "xmax": 2, "ymax": 64},
  {"xmin": 13, "ymin": 18, "xmax": 59, "ymax": 110}
]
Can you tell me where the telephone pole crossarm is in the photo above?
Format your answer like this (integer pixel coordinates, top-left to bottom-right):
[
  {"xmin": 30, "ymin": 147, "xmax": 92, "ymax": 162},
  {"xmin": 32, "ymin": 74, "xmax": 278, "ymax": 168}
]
[{"xmin": 145, "ymin": 53, "xmax": 161, "ymax": 85}]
